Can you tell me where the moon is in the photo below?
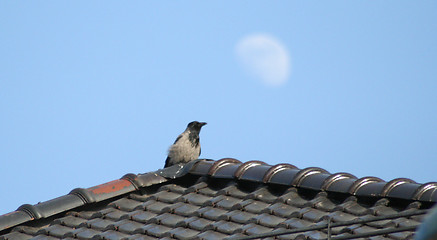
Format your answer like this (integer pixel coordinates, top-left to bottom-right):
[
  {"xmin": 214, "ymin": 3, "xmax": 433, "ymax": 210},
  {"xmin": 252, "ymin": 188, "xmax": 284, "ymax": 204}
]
[{"xmin": 235, "ymin": 34, "xmax": 291, "ymax": 86}]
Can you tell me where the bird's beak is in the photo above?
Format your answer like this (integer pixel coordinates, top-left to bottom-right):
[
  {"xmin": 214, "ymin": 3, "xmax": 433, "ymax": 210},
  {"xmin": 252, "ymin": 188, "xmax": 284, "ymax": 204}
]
[{"xmin": 200, "ymin": 122, "xmax": 207, "ymax": 127}]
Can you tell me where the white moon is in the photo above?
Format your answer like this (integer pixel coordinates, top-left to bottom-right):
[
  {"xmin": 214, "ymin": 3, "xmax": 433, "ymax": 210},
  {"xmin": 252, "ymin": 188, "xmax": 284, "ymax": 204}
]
[{"xmin": 236, "ymin": 34, "xmax": 291, "ymax": 86}]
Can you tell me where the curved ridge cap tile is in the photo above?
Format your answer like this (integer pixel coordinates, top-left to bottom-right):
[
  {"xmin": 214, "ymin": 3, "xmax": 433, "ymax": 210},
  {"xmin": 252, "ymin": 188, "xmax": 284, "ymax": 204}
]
[
  {"xmin": 348, "ymin": 176, "xmax": 384, "ymax": 195},
  {"xmin": 234, "ymin": 160, "xmax": 267, "ymax": 179},
  {"xmin": 381, "ymin": 178, "xmax": 416, "ymax": 197},
  {"xmin": 16, "ymin": 204, "xmax": 43, "ymax": 220},
  {"xmin": 413, "ymin": 182, "xmax": 437, "ymax": 202},
  {"xmin": 207, "ymin": 158, "xmax": 242, "ymax": 176},
  {"xmin": 321, "ymin": 172, "xmax": 357, "ymax": 191},
  {"xmin": 0, "ymin": 211, "xmax": 32, "ymax": 232},
  {"xmin": 291, "ymin": 167, "xmax": 330, "ymax": 187},
  {"xmin": 122, "ymin": 172, "xmax": 167, "ymax": 189},
  {"xmin": 263, "ymin": 163, "xmax": 297, "ymax": 183}
]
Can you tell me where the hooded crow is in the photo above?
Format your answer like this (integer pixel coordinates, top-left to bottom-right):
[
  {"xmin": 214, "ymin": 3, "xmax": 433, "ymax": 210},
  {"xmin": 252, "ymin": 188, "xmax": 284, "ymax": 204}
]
[{"xmin": 164, "ymin": 121, "xmax": 207, "ymax": 168}]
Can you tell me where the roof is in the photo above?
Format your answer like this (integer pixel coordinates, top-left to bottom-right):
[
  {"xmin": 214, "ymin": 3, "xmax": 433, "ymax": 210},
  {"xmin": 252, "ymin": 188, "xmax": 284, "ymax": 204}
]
[{"xmin": 0, "ymin": 158, "xmax": 436, "ymax": 240}]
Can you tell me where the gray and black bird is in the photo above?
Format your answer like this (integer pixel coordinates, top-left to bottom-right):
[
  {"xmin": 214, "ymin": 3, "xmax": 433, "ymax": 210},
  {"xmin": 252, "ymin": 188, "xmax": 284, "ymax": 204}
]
[{"xmin": 164, "ymin": 121, "xmax": 207, "ymax": 168}]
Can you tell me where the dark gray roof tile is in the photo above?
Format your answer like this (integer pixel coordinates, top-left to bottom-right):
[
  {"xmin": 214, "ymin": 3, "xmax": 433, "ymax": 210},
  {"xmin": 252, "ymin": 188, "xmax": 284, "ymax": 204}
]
[
  {"xmin": 72, "ymin": 211, "xmax": 99, "ymax": 220},
  {"xmin": 253, "ymin": 213, "xmax": 286, "ymax": 227},
  {"xmin": 154, "ymin": 213, "xmax": 186, "ymax": 227},
  {"xmin": 241, "ymin": 200, "xmax": 270, "ymax": 214},
  {"xmin": 309, "ymin": 192, "xmax": 337, "ymax": 211},
  {"xmin": 277, "ymin": 189, "xmax": 307, "ymax": 207},
  {"xmin": 245, "ymin": 187, "xmax": 277, "ymax": 203},
  {"xmin": 10, "ymin": 226, "xmax": 40, "ymax": 235},
  {"xmin": 365, "ymin": 219, "xmax": 396, "ymax": 228},
  {"xmin": 242, "ymin": 223, "xmax": 272, "ymax": 235},
  {"xmin": 300, "ymin": 207, "xmax": 326, "ymax": 222},
  {"xmin": 66, "ymin": 227, "xmax": 100, "ymax": 239},
  {"xmin": 100, "ymin": 208, "xmax": 128, "ymax": 221},
  {"xmin": 388, "ymin": 231, "xmax": 415, "ymax": 240},
  {"xmin": 173, "ymin": 203, "xmax": 201, "ymax": 217},
  {"xmin": 144, "ymin": 224, "xmax": 172, "ymax": 238},
  {"xmin": 0, "ymin": 232, "xmax": 33, "ymax": 240},
  {"xmin": 181, "ymin": 193, "xmax": 211, "ymax": 206},
  {"xmin": 393, "ymin": 217, "xmax": 421, "ymax": 228},
  {"xmin": 326, "ymin": 211, "xmax": 358, "ymax": 222},
  {"xmin": 217, "ymin": 184, "xmax": 248, "ymax": 199},
  {"xmin": 196, "ymin": 186, "xmax": 218, "ymax": 197},
  {"xmin": 36, "ymin": 224, "xmax": 72, "ymax": 238},
  {"xmin": 305, "ymin": 230, "xmax": 327, "ymax": 240},
  {"xmin": 196, "ymin": 230, "xmax": 228, "ymax": 240},
  {"xmin": 334, "ymin": 197, "xmax": 370, "ymax": 216},
  {"xmin": 226, "ymin": 210, "xmax": 257, "ymax": 224},
  {"xmin": 126, "ymin": 234, "xmax": 158, "ymax": 240},
  {"xmin": 351, "ymin": 225, "xmax": 379, "ymax": 234},
  {"xmin": 143, "ymin": 201, "xmax": 172, "ymax": 214},
  {"xmin": 198, "ymin": 207, "xmax": 228, "ymax": 221},
  {"xmin": 169, "ymin": 227, "xmax": 200, "ymax": 240},
  {"xmin": 128, "ymin": 210, "xmax": 157, "ymax": 223},
  {"xmin": 277, "ymin": 233, "xmax": 305, "ymax": 240},
  {"xmin": 153, "ymin": 191, "xmax": 181, "ymax": 204},
  {"xmin": 186, "ymin": 217, "xmax": 214, "ymax": 231},
  {"xmin": 212, "ymin": 220, "xmax": 243, "ymax": 234},
  {"xmin": 280, "ymin": 218, "xmax": 313, "ymax": 229},
  {"xmin": 31, "ymin": 235, "xmax": 59, "ymax": 240},
  {"xmin": 97, "ymin": 230, "xmax": 130, "ymax": 240},
  {"xmin": 265, "ymin": 202, "xmax": 300, "ymax": 218},
  {"xmin": 214, "ymin": 196, "xmax": 241, "ymax": 210},
  {"xmin": 83, "ymin": 218, "xmax": 115, "ymax": 231},
  {"xmin": 158, "ymin": 184, "xmax": 188, "ymax": 194},
  {"xmin": 109, "ymin": 198, "xmax": 143, "ymax": 212},
  {"xmin": 112, "ymin": 219, "xmax": 144, "ymax": 234}
]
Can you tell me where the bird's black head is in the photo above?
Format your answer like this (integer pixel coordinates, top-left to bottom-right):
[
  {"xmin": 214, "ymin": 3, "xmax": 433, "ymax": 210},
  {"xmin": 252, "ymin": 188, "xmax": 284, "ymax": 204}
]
[{"xmin": 187, "ymin": 121, "xmax": 207, "ymax": 131}]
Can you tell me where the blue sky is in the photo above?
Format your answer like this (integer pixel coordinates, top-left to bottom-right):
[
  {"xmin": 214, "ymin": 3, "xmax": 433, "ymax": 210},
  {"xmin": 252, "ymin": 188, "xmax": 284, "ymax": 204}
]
[{"xmin": 1, "ymin": 1, "xmax": 436, "ymax": 215}]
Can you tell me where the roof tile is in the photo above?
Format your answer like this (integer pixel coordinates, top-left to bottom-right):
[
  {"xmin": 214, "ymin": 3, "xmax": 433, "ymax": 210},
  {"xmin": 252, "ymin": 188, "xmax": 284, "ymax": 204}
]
[
  {"xmin": 217, "ymin": 184, "xmax": 248, "ymax": 199},
  {"xmin": 152, "ymin": 191, "xmax": 181, "ymax": 204},
  {"xmin": 97, "ymin": 230, "xmax": 131, "ymax": 240},
  {"xmin": 154, "ymin": 213, "xmax": 186, "ymax": 227},
  {"xmin": 265, "ymin": 202, "xmax": 300, "ymax": 218},
  {"xmin": 242, "ymin": 223, "xmax": 272, "ymax": 235},
  {"xmin": 128, "ymin": 210, "xmax": 157, "ymax": 223},
  {"xmin": 226, "ymin": 210, "xmax": 258, "ymax": 224},
  {"xmin": 173, "ymin": 202, "xmax": 201, "ymax": 217},
  {"xmin": 112, "ymin": 219, "xmax": 144, "ymax": 234},
  {"xmin": 196, "ymin": 230, "xmax": 228, "ymax": 240},
  {"xmin": 253, "ymin": 213, "xmax": 286, "ymax": 228},
  {"xmin": 144, "ymin": 224, "xmax": 172, "ymax": 238},
  {"xmin": 241, "ymin": 200, "xmax": 270, "ymax": 214},
  {"xmin": 65, "ymin": 227, "xmax": 100, "ymax": 239},
  {"xmin": 169, "ymin": 227, "xmax": 200, "ymax": 240},
  {"xmin": 31, "ymin": 235, "xmax": 59, "ymax": 240},
  {"xmin": 185, "ymin": 217, "xmax": 214, "ymax": 231},
  {"xmin": 198, "ymin": 207, "xmax": 228, "ymax": 220},
  {"xmin": 181, "ymin": 193, "xmax": 211, "ymax": 206},
  {"xmin": 126, "ymin": 234, "xmax": 158, "ymax": 240},
  {"xmin": 0, "ymin": 232, "xmax": 33, "ymax": 240},
  {"xmin": 36, "ymin": 224, "xmax": 72, "ymax": 237},
  {"xmin": 109, "ymin": 198, "xmax": 143, "ymax": 212},
  {"xmin": 212, "ymin": 220, "xmax": 243, "ymax": 234}
]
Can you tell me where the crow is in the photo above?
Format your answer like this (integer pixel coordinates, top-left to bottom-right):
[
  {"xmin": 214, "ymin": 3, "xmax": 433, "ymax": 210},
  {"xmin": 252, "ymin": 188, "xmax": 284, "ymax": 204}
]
[{"xmin": 164, "ymin": 121, "xmax": 207, "ymax": 168}]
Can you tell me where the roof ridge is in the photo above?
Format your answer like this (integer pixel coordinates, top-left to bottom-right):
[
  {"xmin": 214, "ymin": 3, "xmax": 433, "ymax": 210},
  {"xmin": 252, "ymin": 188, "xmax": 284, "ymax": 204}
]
[
  {"xmin": 0, "ymin": 158, "xmax": 435, "ymax": 234},
  {"xmin": 189, "ymin": 158, "xmax": 437, "ymax": 202}
]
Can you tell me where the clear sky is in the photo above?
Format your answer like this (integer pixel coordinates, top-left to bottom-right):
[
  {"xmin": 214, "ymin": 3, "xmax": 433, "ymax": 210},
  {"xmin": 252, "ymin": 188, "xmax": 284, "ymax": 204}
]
[{"xmin": 1, "ymin": 1, "xmax": 436, "ymax": 215}]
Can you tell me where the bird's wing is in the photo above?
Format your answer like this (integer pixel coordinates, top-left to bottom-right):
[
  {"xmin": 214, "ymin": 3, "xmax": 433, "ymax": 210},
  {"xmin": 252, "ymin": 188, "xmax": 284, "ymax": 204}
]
[{"xmin": 164, "ymin": 156, "xmax": 171, "ymax": 168}]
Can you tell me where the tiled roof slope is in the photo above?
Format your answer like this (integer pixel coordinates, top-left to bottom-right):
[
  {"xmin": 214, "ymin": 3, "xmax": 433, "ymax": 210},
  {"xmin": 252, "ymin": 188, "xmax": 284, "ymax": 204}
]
[{"xmin": 0, "ymin": 158, "xmax": 436, "ymax": 240}]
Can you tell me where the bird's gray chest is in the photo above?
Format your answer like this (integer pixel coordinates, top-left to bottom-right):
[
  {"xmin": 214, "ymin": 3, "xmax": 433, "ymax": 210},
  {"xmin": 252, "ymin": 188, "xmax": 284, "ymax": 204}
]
[{"xmin": 168, "ymin": 133, "xmax": 200, "ymax": 164}]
